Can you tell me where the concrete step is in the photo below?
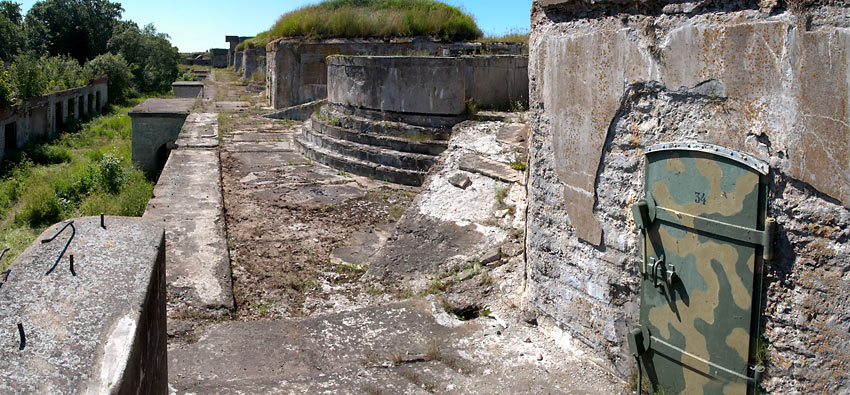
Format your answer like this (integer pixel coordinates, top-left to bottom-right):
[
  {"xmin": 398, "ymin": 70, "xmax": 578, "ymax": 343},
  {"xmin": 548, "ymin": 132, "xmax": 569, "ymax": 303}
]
[
  {"xmin": 303, "ymin": 123, "xmax": 437, "ymax": 172},
  {"xmin": 294, "ymin": 130, "xmax": 426, "ymax": 186},
  {"xmin": 323, "ymin": 109, "xmax": 451, "ymax": 141},
  {"xmin": 312, "ymin": 115, "xmax": 448, "ymax": 156}
]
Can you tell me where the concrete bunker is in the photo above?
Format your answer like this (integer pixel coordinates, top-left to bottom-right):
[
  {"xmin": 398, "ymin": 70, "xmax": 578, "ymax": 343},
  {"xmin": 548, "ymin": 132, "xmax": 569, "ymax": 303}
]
[
  {"xmin": 527, "ymin": 0, "xmax": 850, "ymax": 392},
  {"xmin": 0, "ymin": 216, "xmax": 167, "ymax": 393},
  {"xmin": 129, "ymin": 98, "xmax": 196, "ymax": 174},
  {"xmin": 172, "ymin": 81, "xmax": 205, "ymax": 99}
]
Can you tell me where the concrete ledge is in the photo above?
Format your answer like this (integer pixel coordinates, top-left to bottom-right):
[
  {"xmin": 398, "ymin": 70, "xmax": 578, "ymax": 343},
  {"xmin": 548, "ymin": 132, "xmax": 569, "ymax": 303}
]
[
  {"xmin": 172, "ymin": 82, "xmax": 204, "ymax": 99},
  {"xmin": 0, "ymin": 216, "xmax": 166, "ymax": 394}
]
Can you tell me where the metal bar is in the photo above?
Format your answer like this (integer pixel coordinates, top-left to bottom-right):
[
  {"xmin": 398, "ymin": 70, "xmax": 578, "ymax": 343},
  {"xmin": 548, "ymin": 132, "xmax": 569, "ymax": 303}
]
[
  {"xmin": 42, "ymin": 221, "xmax": 76, "ymax": 276},
  {"xmin": 17, "ymin": 323, "xmax": 25, "ymax": 351},
  {"xmin": 655, "ymin": 207, "xmax": 770, "ymax": 247},
  {"xmin": 650, "ymin": 335, "xmax": 754, "ymax": 384},
  {"xmin": 645, "ymin": 141, "xmax": 769, "ymax": 175}
]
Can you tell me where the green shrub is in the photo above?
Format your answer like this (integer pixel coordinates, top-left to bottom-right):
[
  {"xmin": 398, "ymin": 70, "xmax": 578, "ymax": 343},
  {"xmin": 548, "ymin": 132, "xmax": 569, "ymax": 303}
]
[
  {"xmin": 84, "ymin": 53, "xmax": 136, "ymax": 103},
  {"xmin": 24, "ymin": 143, "xmax": 72, "ymax": 166},
  {"xmin": 97, "ymin": 151, "xmax": 125, "ymax": 193},
  {"xmin": 42, "ymin": 55, "xmax": 86, "ymax": 92},
  {"xmin": 16, "ymin": 184, "xmax": 62, "ymax": 227},
  {"xmin": 10, "ymin": 52, "xmax": 46, "ymax": 100},
  {"xmin": 266, "ymin": 0, "xmax": 482, "ymax": 42},
  {"xmin": 117, "ymin": 170, "xmax": 153, "ymax": 216},
  {"xmin": 54, "ymin": 162, "xmax": 97, "ymax": 203},
  {"xmin": 0, "ymin": 67, "xmax": 12, "ymax": 107}
]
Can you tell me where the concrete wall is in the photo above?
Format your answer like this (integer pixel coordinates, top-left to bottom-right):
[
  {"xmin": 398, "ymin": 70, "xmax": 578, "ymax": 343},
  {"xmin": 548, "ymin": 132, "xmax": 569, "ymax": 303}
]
[
  {"xmin": 129, "ymin": 98, "xmax": 195, "ymax": 174},
  {"xmin": 328, "ymin": 56, "xmax": 466, "ymax": 116},
  {"xmin": 0, "ymin": 78, "xmax": 108, "ymax": 162},
  {"xmin": 173, "ymin": 82, "xmax": 204, "ymax": 99},
  {"xmin": 210, "ymin": 48, "xmax": 228, "ymax": 68},
  {"xmin": 327, "ymin": 55, "xmax": 528, "ymax": 117},
  {"xmin": 267, "ymin": 38, "xmax": 525, "ymax": 109},
  {"xmin": 527, "ymin": 0, "xmax": 850, "ymax": 392},
  {"xmin": 242, "ymin": 48, "xmax": 266, "ymax": 79},
  {"xmin": 225, "ymin": 35, "xmax": 251, "ymax": 67},
  {"xmin": 0, "ymin": 216, "xmax": 167, "ymax": 394},
  {"xmin": 233, "ymin": 50, "xmax": 244, "ymax": 72}
]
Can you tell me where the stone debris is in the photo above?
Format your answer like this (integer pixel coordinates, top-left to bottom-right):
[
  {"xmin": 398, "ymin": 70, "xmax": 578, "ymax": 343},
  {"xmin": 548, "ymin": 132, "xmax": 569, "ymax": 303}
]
[{"xmin": 448, "ymin": 172, "xmax": 472, "ymax": 189}]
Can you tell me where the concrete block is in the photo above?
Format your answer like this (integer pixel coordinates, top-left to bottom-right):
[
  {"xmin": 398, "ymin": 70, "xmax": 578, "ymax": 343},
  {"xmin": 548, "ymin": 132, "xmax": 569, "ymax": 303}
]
[
  {"xmin": 172, "ymin": 81, "xmax": 204, "ymax": 99},
  {"xmin": 0, "ymin": 216, "xmax": 166, "ymax": 394},
  {"xmin": 129, "ymin": 99, "xmax": 195, "ymax": 174}
]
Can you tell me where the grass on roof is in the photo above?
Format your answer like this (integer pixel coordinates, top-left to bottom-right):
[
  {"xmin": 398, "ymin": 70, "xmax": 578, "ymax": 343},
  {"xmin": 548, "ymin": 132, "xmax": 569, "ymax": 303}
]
[
  {"xmin": 235, "ymin": 31, "xmax": 271, "ymax": 52},
  {"xmin": 260, "ymin": 0, "xmax": 482, "ymax": 42}
]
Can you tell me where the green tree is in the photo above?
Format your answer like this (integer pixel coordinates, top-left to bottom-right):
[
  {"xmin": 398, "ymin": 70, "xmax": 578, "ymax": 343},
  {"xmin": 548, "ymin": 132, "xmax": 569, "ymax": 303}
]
[
  {"xmin": 0, "ymin": 1, "xmax": 24, "ymax": 61},
  {"xmin": 108, "ymin": 22, "xmax": 179, "ymax": 93},
  {"xmin": 84, "ymin": 52, "xmax": 135, "ymax": 103},
  {"xmin": 9, "ymin": 52, "xmax": 46, "ymax": 100},
  {"xmin": 23, "ymin": 0, "xmax": 123, "ymax": 62},
  {"xmin": 0, "ymin": 66, "xmax": 12, "ymax": 107},
  {"xmin": 42, "ymin": 54, "xmax": 86, "ymax": 92}
]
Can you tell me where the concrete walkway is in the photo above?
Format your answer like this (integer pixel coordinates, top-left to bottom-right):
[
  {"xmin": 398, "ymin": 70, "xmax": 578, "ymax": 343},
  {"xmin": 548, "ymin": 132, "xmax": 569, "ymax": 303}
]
[{"xmin": 162, "ymin": 70, "xmax": 627, "ymax": 394}]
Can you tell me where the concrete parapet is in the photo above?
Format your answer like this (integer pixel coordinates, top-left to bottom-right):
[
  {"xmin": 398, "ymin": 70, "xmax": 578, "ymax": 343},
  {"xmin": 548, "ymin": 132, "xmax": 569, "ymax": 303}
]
[
  {"xmin": 328, "ymin": 56, "xmax": 465, "ymax": 116},
  {"xmin": 129, "ymin": 98, "xmax": 195, "ymax": 174},
  {"xmin": 0, "ymin": 216, "xmax": 166, "ymax": 394},
  {"xmin": 172, "ymin": 81, "xmax": 204, "ymax": 99},
  {"xmin": 462, "ymin": 56, "xmax": 528, "ymax": 109},
  {"xmin": 233, "ymin": 50, "xmax": 244, "ymax": 72},
  {"xmin": 267, "ymin": 38, "xmax": 526, "ymax": 109}
]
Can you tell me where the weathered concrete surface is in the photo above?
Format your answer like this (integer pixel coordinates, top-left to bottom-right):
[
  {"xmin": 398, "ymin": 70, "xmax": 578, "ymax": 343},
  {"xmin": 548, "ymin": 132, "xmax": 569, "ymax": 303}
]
[
  {"xmin": 528, "ymin": 0, "xmax": 850, "ymax": 391},
  {"xmin": 144, "ymin": 148, "xmax": 233, "ymax": 311},
  {"xmin": 241, "ymin": 48, "xmax": 266, "ymax": 79},
  {"xmin": 0, "ymin": 217, "xmax": 166, "ymax": 394},
  {"xmin": 328, "ymin": 56, "xmax": 466, "ymax": 116},
  {"xmin": 210, "ymin": 48, "xmax": 228, "ymax": 68},
  {"xmin": 174, "ymin": 112, "xmax": 218, "ymax": 149},
  {"xmin": 368, "ymin": 121, "xmax": 527, "ymax": 282},
  {"xmin": 169, "ymin": 298, "xmax": 625, "ymax": 394},
  {"xmin": 172, "ymin": 81, "xmax": 204, "ymax": 99},
  {"xmin": 129, "ymin": 98, "xmax": 195, "ymax": 174},
  {"xmin": 263, "ymin": 99, "xmax": 327, "ymax": 121},
  {"xmin": 267, "ymin": 38, "xmax": 526, "ymax": 109},
  {"xmin": 463, "ymin": 55, "xmax": 529, "ymax": 109}
]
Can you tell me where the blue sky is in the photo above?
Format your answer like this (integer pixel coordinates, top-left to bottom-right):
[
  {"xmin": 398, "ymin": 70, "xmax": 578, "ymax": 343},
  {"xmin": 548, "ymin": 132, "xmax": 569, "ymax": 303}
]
[{"xmin": 14, "ymin": 0, "xmax": 533, "ymax": 53}]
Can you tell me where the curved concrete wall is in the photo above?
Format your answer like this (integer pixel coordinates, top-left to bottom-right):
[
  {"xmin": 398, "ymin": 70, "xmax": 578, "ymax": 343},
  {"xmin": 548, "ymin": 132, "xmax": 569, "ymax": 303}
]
[
  {"xmin": 327, "ymin": 55, "xmax": 528, "ymax": 116},
  {"xmin": 328, "ymin": 56, "xmax": 465, "ymax": 116}
]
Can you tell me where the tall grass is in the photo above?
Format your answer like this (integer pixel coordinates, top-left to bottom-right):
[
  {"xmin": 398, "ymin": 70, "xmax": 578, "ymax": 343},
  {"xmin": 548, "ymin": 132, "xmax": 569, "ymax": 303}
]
[
  {"xmin": 264, "ymin": 0, "xmax": 482, "ymax": 42},
  {"xmin": 0, "ymin": 98, "xmax": 155, "ymax": 270}
]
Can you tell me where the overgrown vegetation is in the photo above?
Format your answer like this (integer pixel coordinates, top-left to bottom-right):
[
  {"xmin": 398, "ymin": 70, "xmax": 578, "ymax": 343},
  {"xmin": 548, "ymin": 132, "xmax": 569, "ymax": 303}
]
[
  {"xmin": 243, "ymin": 0, "xmax": 482, "ymax": 47},
  {"xmin": 0, "ymin": 98, "xmax": 154, "ymax": 270},
  {"xmin": 481, "ymin": 29, "xmax": 529, "ymax": 43},
  {"xmin": 0, "ymin": 0, "xmax": 179, "ymax": 104}
]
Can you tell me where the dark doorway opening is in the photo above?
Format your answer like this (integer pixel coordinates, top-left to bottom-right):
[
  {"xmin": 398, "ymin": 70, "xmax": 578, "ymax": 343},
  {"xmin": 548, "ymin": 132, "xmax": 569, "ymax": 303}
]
[
  {"xmin": 55, "ymin": 101, "xmax": 63, "ymax": 131},
  {"xmin": 4, "ymin": 122, "xmax": 17, "ymax": 153}
]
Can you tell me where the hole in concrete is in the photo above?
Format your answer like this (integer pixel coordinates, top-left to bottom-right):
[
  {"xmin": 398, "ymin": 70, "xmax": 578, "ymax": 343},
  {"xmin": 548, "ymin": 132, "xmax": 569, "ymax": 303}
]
[{"xmin": 444, "ymin": 301, "xmax": 483, "ymax": 321}]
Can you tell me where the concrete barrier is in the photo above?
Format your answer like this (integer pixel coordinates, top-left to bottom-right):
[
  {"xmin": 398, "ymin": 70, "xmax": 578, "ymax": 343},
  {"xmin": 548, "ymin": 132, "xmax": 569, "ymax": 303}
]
[
  {"xmin": 129, "ymin": 98, "xmax": 195, "ymax": 174},
  {"xmin": 0, "ymin": 78, "xmax": 108, "ymax": 162},
  {"xmin": 242, "ymin": 48, "xmax": 266, "ymax": 79},
  {"xmin": 327, "ymin": 55, "xmax": 528, "ymax": 118},
  {"xmin": 267, "ymin": 38, "xmax": 526, "ymax": 109},
  {"xmin": 210, "ymin": 48, "xmax": 228, "ymax": 68},
  {"xmin": 172, "ymin": 81, "xmax": 204, "ymax": 99},
  {"xmin": 0, "ymin": 216, "xmax": 166, "ymax": 394}
]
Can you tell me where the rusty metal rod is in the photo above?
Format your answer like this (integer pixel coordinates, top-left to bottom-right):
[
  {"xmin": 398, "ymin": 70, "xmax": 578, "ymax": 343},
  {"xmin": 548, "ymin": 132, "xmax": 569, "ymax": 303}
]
[
  {"xmin": 42, "ymin": 221, "xmax": 75, "ymax": 276},
  {"xmin": 17, "ymin": 323, "xmax": 25, "ymax": 351}
]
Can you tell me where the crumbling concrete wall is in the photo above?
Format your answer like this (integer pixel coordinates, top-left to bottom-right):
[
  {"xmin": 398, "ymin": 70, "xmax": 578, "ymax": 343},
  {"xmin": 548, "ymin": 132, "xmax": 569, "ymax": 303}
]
[
  {"xmin": 0, "ymin": 216, "xmax": 167, "ymax": 393},
  {"xmin": 327, "ymin": 55, "xmax": 528, "ymax": 118},
  {"xmin": 233, "ymin": 50, "xmax": 244, "ymax": 72},
  {"xmin": 527, "ymin": 0, "xmax": 850, "ymax": 392},
  {"xmin": 225, "ymin": 35, "xmax": 251, "ymax": 67},
  {"xmin": 0, "ymin": 78, "xmax": 107, "ymax": 162},
  {"xmin": 242, "ymin": 48, "xmax": 266, "ymax": 79},
  {"xmin": 267, "ymin": 38, "xmax": 525, "ymax": 109},
  {"xmin": 210, "ymin": 48, "xmax": 228, "ymax": 68}
]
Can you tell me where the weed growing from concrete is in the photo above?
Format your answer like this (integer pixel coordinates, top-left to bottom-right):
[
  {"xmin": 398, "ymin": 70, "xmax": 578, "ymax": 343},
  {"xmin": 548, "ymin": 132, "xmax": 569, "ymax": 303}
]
[{"xmin": 510, "ymin": 152, "xmax": 527, "ymax": 171}]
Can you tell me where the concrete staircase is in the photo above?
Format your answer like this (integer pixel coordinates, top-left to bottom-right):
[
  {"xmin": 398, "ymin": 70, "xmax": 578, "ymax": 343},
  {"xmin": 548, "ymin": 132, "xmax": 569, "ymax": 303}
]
[{"xmin": 294, "ymin": 110, "xmax": 450, "ymax": 186}]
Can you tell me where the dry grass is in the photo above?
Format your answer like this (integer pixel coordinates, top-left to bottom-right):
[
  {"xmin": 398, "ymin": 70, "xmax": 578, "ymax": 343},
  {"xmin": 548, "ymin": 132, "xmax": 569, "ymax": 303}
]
[{"xmin": 264, "ymin": 0, "xmax": 482, "ymax": 42}]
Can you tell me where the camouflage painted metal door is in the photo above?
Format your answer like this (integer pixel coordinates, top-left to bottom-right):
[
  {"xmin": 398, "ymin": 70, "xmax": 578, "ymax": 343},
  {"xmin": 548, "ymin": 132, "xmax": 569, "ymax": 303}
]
[{"xmin": 628, "ymin": 142, "xmax": 774, "ymax": 394}]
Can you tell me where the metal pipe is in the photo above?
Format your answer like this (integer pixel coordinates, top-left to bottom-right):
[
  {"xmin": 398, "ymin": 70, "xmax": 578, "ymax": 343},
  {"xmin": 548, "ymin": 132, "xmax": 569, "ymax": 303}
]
[{"xmin": 42, "ymin": 221, "xmax": 76, "ymax": 276}]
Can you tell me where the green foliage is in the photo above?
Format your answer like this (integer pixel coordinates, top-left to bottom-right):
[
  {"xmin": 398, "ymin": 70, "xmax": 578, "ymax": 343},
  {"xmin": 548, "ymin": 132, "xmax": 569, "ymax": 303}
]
[
  {"xmin": 42, "ymin": 54, "xmax": 86, "ymax": 92},
  {"xmin": 0, "ymin": 67, "xmax": 12, "ymax": 107},
  {"xmin": 266, "ymin": 0, "xmax": 482, "ymax": 42},
  {"xmin": 176, "ymin": 67, "xmax": 198, "ymax": 81},
  {"xmin": 108, "ymin": 22, "xmax": 179, "ymax": 94},
  {"xmin": 97, "ymin": 151, "xmax": 124, "ymax": 193},
  {"xmin": 23, "ymin": 0, "xmax": 124, "ymax": 63},
  {"xmin": 482, "ymin": 29, "xmax": 529, "ymax": 44},
  {"xmin": 15, "ymin": 183, "xmax": 62, "ymax": 227},
  {"xmin": 235, "ymin": 31, "xmax": 270, "ymax": 51},
  {"xmin": 9, "ymin": 52, "xmax": 46, "ymax": 99},
  {"xmin": 0, "ymin": 1, "xmax": 24, "ymax": 61},
  {"xmin": 84, "ymin": 52, "xmax": 135, "ymax": 103}
]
